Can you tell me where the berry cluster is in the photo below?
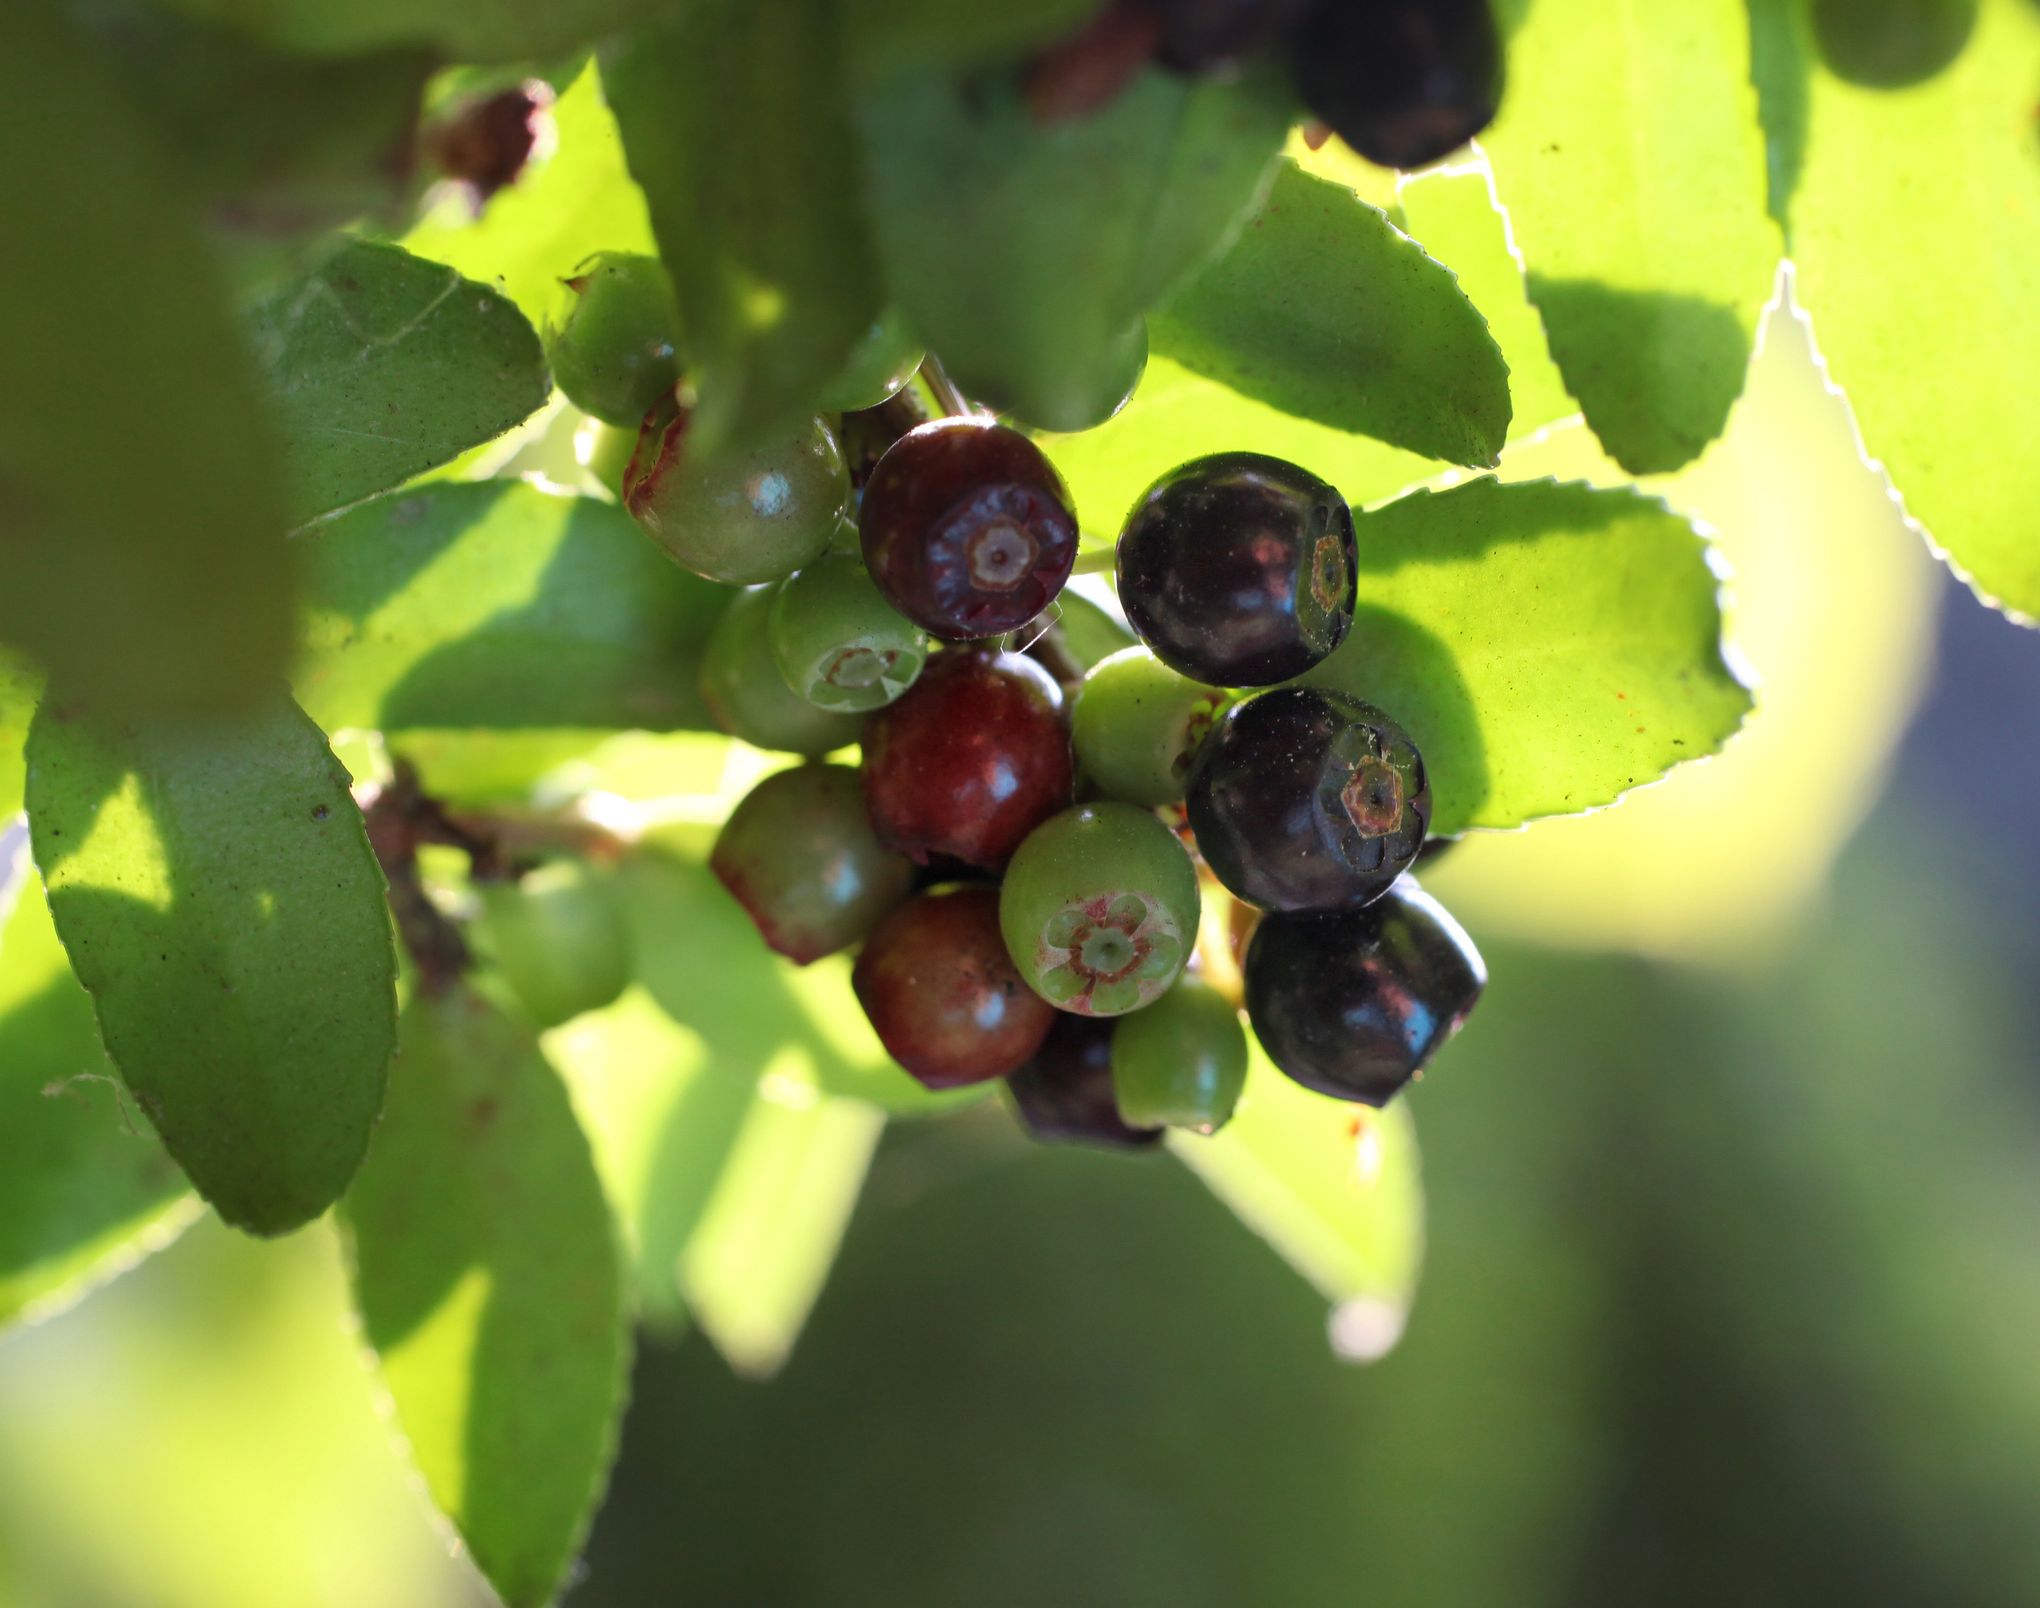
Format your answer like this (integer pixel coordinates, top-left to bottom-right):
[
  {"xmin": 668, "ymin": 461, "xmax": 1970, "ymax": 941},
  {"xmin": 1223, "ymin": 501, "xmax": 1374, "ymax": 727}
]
[{"xmin": 545, "ymin": 261, "xmax": 1484, "ymax": 1147}]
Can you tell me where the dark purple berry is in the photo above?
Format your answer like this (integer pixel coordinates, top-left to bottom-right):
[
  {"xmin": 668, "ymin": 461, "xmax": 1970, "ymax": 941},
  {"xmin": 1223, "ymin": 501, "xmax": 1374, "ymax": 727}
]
[
  {"xmin": 1244, "ymin": 881, "xmax": 1484, "ymax": 1105},
  {"xmin": 1116, "ymin": 452, "xmax": 1356, "ymax": 687},
  {"xmin": 859, "ymin": 419, "xmax": 1079, "ymax": 640},
  {"xmin": 1007, "ymin": 1014, "xmax": 1163, "ymax": 1150},
  {"xmin": 861, "ymin": 649, "xmax": 1074, "ymax": 870},
  {"xmin": 1186, "ymin": 686, "xmax": 1429, "ymax": 913},
  {"xmin": 1290, "ymin": 0, "xmax": 1503, "ymax": 171},
  {"xmin": 853, "ymin": 886, "xmax": 1058, "ymax": 1089}
]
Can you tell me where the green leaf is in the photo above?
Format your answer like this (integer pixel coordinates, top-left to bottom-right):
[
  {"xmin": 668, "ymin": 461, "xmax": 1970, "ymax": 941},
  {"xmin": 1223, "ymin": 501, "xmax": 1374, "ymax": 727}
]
[
  {"xmin": 0, "ymin": 849, "xmax": 194, "ymax": 1328},
  {"xmin": 342, "ymin": 986, "xmax": 628, "ymax": 1608},
  {"xmin": 841, "ymin": 0, "xmax": 1097, "ymax": 80},
  {"xmin": 551, "ymin": 987, "xmax": 884, "ymax": 1373},
  {"xmin": 296, "ymin": 480, "xmax": 728, "ymax": 735},
  {"xmin": 1753, "ymin": 0, "xmax": 2040, "ymax": 620},
  {"xmin": 247, "ymin": 239, "xmax": 550, "ymax": 527},
  {"xmin": 1170, "ymin": 1046, "xmax": 1423, "ymax": 1354},
  {"xmin": 1149, "ymin": 161, "xmax": 1512, "ymax": 469},
  {"xmin": 402, "ymin": 62, "xmax": 655, "ymax": 329},
  {"xmin": 605, "ymin": 1, "xmax": 884, "ymax": 456},
  {"xmin": 25, "ymin": 697, "xmax": 398, "ymax": 1235},
  {"xmin": 1481, "ymin": 0, "xmax": 1781, "ymax": 474},
  {"xmin": 1299, "ymin": 477, "xmax": 1751, "ymax": 834},
  {"xmin": 0, "ymin": 657, "xmax": 35, "ymax": 821},
  {"xmin": 0, "ymin": 4, "xmax": 294, "ymax": 719},
  {"xmin": 1042, "ymin": 164, "xmax": 1567, "ymax": 542},
  {"xmin": 857, "ymin": 64, "xmax": 1288, "ymax": 429},
  {"xmin": 146, "ymin": 0, "xmax": 661, "ymax": 64},
  {"xmin": 619, "ymin": 825, "xmax": 991, "ymax": 1117}
]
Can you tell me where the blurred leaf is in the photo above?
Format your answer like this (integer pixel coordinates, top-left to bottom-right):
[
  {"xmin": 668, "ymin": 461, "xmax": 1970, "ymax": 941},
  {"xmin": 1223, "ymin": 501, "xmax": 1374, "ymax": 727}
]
[
  {"xmin": 1150, "ymin": 162, "xmax": 1511, "ymax": 469},
  {"xmin": 0, "ymin": 847, "xmax": 193, "ymax": 1328},
  {"xmin": 550, "ymin": 987, "xmax": 885, "ymax": 1373},
  {"xmin": 1753, "ymin": 0, "xmax": 2040, "ymax": 620},
  {"xmin": 403, "ymin": 61, "xmax": 655, "ymax": 328},
  {"xmin": 842, "ymin": 0, "xmax": 1097, "ymax": 79},
  {"xmin": 1171, "ymin": 1047, "xmax": 1423, "ymax": 1349},
  {"xmin": 0, "ymin": 4, "xmax": 294, "ymax": 719},
  {"xmin": 605, "ymin": 1, "xmax": 883, "ymax": 456},
  {"xmin": 247, "ymin": 239, "xmax": 549, "ymax": 527},
  {"xmin": 1482, "ymin": 0, "xmax": 1780, "ymax": 474},
  {"xmin": 65, "ymin": 0, "xmax": 431, "ymax": 275},
  {"xmin": 1299, "ymin": 478, "xmax": 1751, "ymax": 834},
  {"xmin": 858, "ymin": 64, "xmax": 1288, "ymax": 428},
  {"xmin": 146, "ymin": 0, "xmax": 662, "ymax": 64},
  {"xmin": 25, "ymin": 698, "xmax": 397, "ymax": 1236},
  {"xmin": 1042, "ymin": 164, "xmax": 1571, "ymax": 543},
  {"xmin": 0, "ymin": 656, "xmax": 35, "ymax": 820},
  {"xmin": 342, "ymin": 986, "xmax": 628, "ymax": 1608},
  {"xmin": 296, "ymin": 480, "xmax": 728, "ymax": 735},
  {"xmin": 619, "ymin": 825, "xmax": 991, "ymax": 1117}
]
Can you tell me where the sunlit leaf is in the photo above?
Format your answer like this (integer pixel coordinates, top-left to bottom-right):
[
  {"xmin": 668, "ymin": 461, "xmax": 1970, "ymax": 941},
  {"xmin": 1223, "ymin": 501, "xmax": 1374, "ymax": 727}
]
[
  {"xmin": 1171, "ymin": 1047, "xmax": 1423, "ymax": 1358},
  {"xmin": 295, "ymin": 480, "xmax": 728, "ymax": 735},
  {"xmin": 1482, "ymin": 0, "xmax": 1781, "ymax": 473},
  {"xmin": 343, "ymin": 986, "xmax": 628, "ymax": 1608},
  {"xmin": 1299, "ymin": 477, "xmax": 1751, "ymax": 834},
  {"xmin": 0, "ymin": 846, "xmax": 193, "ymax": 1328},
  {"xmin": 606, "ymin": 0, "xmax": 883, "ymax": 456},
  {"xmin": 1150, "ymin": 162, "xmax": 1511, "ymax": 469},
  {"xmin": 0, "ymin": 5, "xmax": 294, "ymax": 718},
  {"xmin": 26, "ymin": 698, "xmax": 397, "ymax": 1236},
  {"xmin": 550, "ymin": 987, "xmax": 884, "ymax": 1374},
  {"xmin": 248, "ymin": 239, "xmax": 549, "ymax": 527},
  {"xmin": 1751, "ymin": 0, "xmax": 2040, "ymax": 620}
]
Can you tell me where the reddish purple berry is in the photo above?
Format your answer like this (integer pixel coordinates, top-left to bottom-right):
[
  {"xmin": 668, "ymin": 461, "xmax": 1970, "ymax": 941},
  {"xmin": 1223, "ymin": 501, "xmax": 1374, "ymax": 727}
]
[{"xmin": 1006, "ymin": 1014, "xmax": 1162, "ymax": 1150}]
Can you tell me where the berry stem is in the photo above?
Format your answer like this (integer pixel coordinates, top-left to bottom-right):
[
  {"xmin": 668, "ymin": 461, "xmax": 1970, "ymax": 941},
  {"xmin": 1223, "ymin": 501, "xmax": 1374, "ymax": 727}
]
[
  {"xmin": 917, "ymin": 351, "xmax": 984, "ymax": 421},
  {"xmin": 1020, "ymin": 616, "xmax": 1087, "ymax": 693}
]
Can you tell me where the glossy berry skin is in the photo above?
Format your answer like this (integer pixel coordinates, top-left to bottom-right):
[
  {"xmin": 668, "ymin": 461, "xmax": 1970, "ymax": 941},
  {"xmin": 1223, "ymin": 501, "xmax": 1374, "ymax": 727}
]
[
  {"xmin": 1110, "ymin": 975, "xmax": 1249, "ymax": 1133},
  {"xmin": 699, "ymin": 585, "xmax": 868, "ymax": 755},
  {"xmin": 861, "ymin": 649, "xmax": 1073, "ymax": 869},
  {"xmin": 623, "ymin": 398, "xmax": 849, "ymax": 586},
  {"xmin": 712, "ymin": 765, "xmax": 914, "ymax": 964},
  {"xmin": 1244, "ymin": 882, "xmax": 1484, "ymax": 1105},
  {"xmin": 769, "ymin": 554, "xmax": 929, "ymax": 713},
  {"xmin": 853, "ymin": 886, "xmax": 1057, "ymax": 1089},
  {"xmin": 1000, "ymin": 803, "xmax": 1200, "ymax": 1017},
  {"xmin": 1116, "ymin": 452, "xmax": 1356, "ymax": 687},
  {"xmin": 1187, "ymin": 686, "xmax": 1429, "ymax": 913},
  {"xmin": 473, "ymin": 861, "xmax": 631, "ymax": 1029},
  {"xmin": 860, "ymin": 419, "xmax": 1079, "ymax": 640},
  {"xmin": 544, "ymin": 253, "xmax": 682, "ymax": 427},
  {"xmin": 1290, "ymin": 0, "xmax": 1503, "ymax": 171},
  {"xmin": 817, "ymin": 308, "xmax": 924, "ymax": 413},
  {"xmin": 1007, "ymin": 1014, "xmax": 1162, "ymax": 1151},
  {"xmin": 1072, "ymin": 647, "xmax": 1232, "ymax": 808}
]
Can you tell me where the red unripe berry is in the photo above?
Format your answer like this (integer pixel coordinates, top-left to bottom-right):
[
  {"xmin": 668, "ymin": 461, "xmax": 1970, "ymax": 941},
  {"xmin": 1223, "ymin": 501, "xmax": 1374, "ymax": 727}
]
[
  {"xmin": 852, "ymin": 886, "xmax": 1057, "ymax": 1089},
  {"xmin": 860, "ymin": 649, "xmax": 1075, "ymax": 870}
]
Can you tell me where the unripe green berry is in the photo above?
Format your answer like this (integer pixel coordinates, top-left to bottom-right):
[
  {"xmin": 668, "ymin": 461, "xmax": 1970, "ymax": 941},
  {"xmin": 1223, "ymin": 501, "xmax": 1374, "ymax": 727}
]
[
  {"xmin": 544, "ymin": 253, "xmax": 682, "ymax": 427},
  {"xmin": 584, "ymin": 420, "xmax": 638, "ymax": 498},
  {"xmin": 817, "ymin": 309, "xmax": 924, "ymax": 413},
  {"xmin": 1072, "ymin": 647, "xmax": 1232, "ymax": 807},
  {"xmin": 770, "ymin": 553, "xmax": 929, "ymax": 712},
  {"xmin": 698, "ymin": 585, "xmax": 867, "ymax": 756},
  {"xmin": 472, "ymin": 859, "xmax": 631, "ymax": 1029},
  {"xmin": 711, "ymin": 765, "xmax": 913, "ymax": 964},
  {"xmin": 1110, "ymin": 975, "xmax": 1248, "ymax": 1134},
  {"xmin": 622, "ymin": 399, "xmax": 849, "ymax": 586},
  {"xmin": 1000, "ymin": 802, "xmax": 1200, "ymax": 1016}
]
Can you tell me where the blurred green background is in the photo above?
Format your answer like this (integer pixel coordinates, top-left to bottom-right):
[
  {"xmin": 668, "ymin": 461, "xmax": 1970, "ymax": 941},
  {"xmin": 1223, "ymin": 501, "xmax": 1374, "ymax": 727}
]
[{"xmin": 2, "ymin": 298, "xmax": 2038, "ymax": 1608}]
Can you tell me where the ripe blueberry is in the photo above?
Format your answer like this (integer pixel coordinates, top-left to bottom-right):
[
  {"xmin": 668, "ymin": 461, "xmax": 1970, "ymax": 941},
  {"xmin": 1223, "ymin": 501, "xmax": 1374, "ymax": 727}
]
[
  {"xmin": 860, "ymin": 418, "xmax": 1079, "ymax": 640},
  {"xmin": 853, "ymin": 885, "xmax": 1058, "ymax": 1088},
  {"xmin": 1007, "ymin": 1014, "xmax": 1163, "ymax": 1151},
  {"xmin": 1289, "ymin": 0, "xmax": 1504, "ymax": 171},
  {"xmin": 1187, "ymin": 685, "xmax": 1428, "ymax": 913},
  {"xmin": 1116, "ymin": 451, "xmax": 1356, "ymax": 687},
  {"xmin": 1243, "ymin": 881, "xmax": 1484, "ymax": 1105},
  {"xmin": 860, "ymin": 648, "xmax": 1074, "ymax": 869}
]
